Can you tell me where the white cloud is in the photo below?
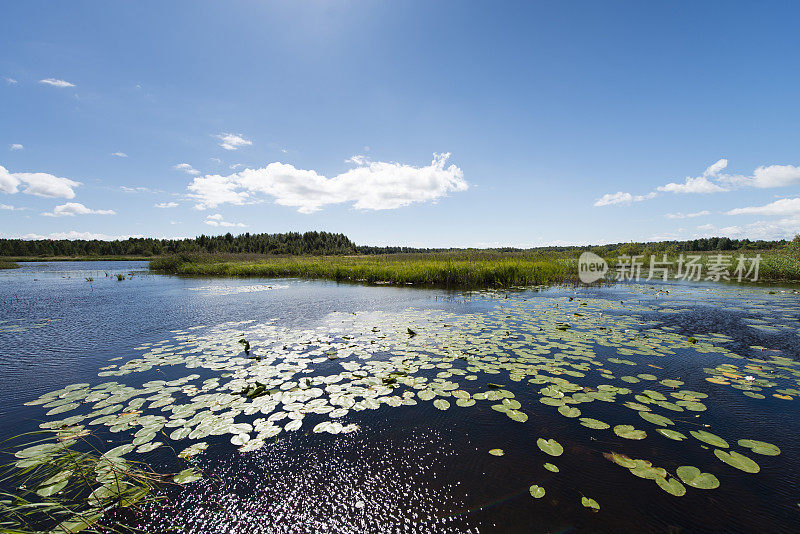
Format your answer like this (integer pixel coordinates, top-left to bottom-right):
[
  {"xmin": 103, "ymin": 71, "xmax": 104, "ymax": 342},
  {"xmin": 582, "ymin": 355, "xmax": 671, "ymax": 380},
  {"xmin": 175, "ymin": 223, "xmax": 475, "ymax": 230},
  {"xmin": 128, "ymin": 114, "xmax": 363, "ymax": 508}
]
[
  {"xmin": 215, "ymin": 133, "xmax": 252, "ymax": 151},
  {"xmin": 20, "ymin": 230, "xmax": 142, "ymax": 240},
  {"xmin": 210, "ymin": 157, "xmax": 222, "ymax": 164},
  {"xmin": 154, "ymin": 201, "xmax": 179, "ymax": 208},
  {"xmin": 204, "ymin": 213, "xmax": 246, "ymax": 228},
  {"xmin": 4, "ymin": 77, "xmax": 18, "ymax": 85},
  {"xmin": 42, "ymin": 202, "xmax": 115, "ymax": 217},
  {"xmin": 694, "ymin": 217, "xmax": 800, "ymax": 240},
  {"xmin": 346, "ymin": 155, "xmax": 368, "ymax": 165},
  {"xmin": 1, "ymin": 203, "xmax": 25, "ymax": 211},
  {"xmin": 111, "ymin": 152, "xmax": 128, "ymax": 158},
  {"xmin": 187, "ymin": 152, "xmax": 467, "ymax": 213},
  {"xmin": 39, "ymin": 78, "xmax": 75, "ymax": 88},
  {"xmin": 657, "ymin": 160, "xmax": 729, "ymax": 194},
  {"xmin": 229, "ymin": 163, "xmax": 242, "ymax": 170},
  {"xmin": 595, "ymin": 158, "xmax": 800, "ymax": 207},
  {"xmin": 593, "ymin": 191, "xmax": 656, "ymax": 207},
  {"xmin": 665, "ymin": 210, "xmax": 711, "ymax": 219},
  {"xmin": 9, "ymin": 144, "xmax": 23, "ymax": 151},
  {"xmin": 120, "ymin": 186, "xmax": 152, "ymax": 193},
  {"xmin": 726, "ymin": 197, "xmax": 800, "ymax": 216},
  {"xmin": 0, "ymin": 165, "xmax": 81, "ymax": 198},
  {"xmin": 174, "ymin": 163, "xmax": 200, "ymax": 175},
  {"xmin": 747, "ymin": 165, "xmax": 800, "ymax": 188}
]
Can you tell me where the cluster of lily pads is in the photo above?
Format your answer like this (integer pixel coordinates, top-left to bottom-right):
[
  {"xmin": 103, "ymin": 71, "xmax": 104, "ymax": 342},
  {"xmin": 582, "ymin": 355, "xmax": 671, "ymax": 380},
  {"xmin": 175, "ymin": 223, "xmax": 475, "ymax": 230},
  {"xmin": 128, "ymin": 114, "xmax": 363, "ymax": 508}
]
[{"xmin": 19, "ymin": 287, "xmax": 796, "ymax": 517}]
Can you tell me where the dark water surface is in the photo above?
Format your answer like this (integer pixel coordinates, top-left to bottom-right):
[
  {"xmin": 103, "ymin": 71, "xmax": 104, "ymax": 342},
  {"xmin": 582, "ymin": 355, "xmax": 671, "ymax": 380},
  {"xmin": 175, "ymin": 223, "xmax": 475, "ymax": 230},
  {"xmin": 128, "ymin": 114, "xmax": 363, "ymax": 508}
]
[{"xmin": 2, "ymin": 262, "xmax": 800, "ymax": 533}]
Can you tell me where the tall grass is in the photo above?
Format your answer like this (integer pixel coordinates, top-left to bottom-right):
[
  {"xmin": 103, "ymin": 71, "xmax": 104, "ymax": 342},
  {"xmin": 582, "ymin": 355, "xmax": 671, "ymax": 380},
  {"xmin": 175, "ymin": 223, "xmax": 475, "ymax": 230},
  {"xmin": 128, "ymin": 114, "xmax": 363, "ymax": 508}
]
[
  {"xmin": 150, "ymin": 252, "xmax": 575, "ymax": 289},
  {"xmin": 0, "ymin": 431, "xmax": 177, "ymax": 533},
  {"xmin": 0, "ymin": 260, "xmax": 19, "ymax": 269},
  {"xmin": 150, "ymin": 249, "xmax": 800, "ymax": 288}
]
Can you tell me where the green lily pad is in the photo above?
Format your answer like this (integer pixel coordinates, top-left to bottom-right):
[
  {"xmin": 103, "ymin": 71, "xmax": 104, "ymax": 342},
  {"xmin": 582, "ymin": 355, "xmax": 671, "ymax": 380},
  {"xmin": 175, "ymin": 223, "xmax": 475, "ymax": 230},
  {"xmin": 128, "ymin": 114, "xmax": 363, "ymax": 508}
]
[
  {"xmin": 581, "ymin": 496, "xmax": 600, "ymax": 510},
  {"xmin": 558, "ymin": 405, "xmax": 581, "ymax": 418},
  {"xmin": 639, "ymin": 411, "xmax": 674, "ymax": 426},
  {"xmin": 714, "ymin": 450, "xmax": 760, "ymax": 473},
  {"xmin": 537, "ymin": 438, "xmax": 564, "ymax": 456},
  {"xmin": 433, "ymin": 399, "xmax": 450, "ymax": 410},
  {"xmin": 690, "ymin": 430, "xmax": 729, "ymax": 448},
  {"xmin": 613, "ymin": 425, "xmax": 647, "ymax": 440},
  {"xmin": 655, "ymin": 428, "xmax": 687, "ymax": 441},
  {"xmin": 489, "ymin": 448, "xmax": 505, "ymax": 456},
  {"xmin": 655, "ymin": 476, "xmax": 686, "ymax": 496},
  {"xmin": 579, "ymin": 418, "xmax": 610, "ymax": 430},
  {"xmin": 173, "ymin": 467, "xmax": 202, "ymax": 484},
  {"xmin": 544, "ymin": 462, "xmax": 559, "ymax": 473},
  {"xmin": 738, "ymin": 439, "xmax": 780, "ymax": 456},
  {"xmin": 507, "ymin": 409, "xmax": 528, "ymax": 422},
  {"xmin": 529, "ymin": 484, "xmax": 546, "ymax": 498},
  {"xmin": 676, "ymin": 466, "xmax": 720, "ymax": 489}
]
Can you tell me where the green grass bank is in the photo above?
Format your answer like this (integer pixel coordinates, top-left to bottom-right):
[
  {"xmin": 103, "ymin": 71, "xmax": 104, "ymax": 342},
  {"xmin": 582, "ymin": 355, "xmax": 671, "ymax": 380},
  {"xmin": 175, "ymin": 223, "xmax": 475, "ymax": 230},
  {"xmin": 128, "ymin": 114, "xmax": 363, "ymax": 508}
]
[{"xmin": 149, "ymin": 249, "xmax": 800, "ymax": 288}]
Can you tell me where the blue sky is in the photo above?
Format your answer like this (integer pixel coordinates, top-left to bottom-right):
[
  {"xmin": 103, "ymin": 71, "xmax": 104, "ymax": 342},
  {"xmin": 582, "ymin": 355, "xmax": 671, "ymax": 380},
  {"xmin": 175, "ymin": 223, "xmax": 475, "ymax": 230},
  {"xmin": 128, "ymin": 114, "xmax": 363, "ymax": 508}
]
[{"xmin": 2, "ymin": 1, "xmax": 799, "ymax": 246}]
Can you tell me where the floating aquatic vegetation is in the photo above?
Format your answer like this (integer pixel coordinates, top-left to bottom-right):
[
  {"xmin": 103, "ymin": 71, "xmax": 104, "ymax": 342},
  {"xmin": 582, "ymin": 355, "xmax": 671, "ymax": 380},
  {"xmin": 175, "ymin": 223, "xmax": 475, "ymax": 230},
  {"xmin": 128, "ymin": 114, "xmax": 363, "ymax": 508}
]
[
  {"xmin": 529, "ymin": 484, "xmax": 545, "ymax": 498},
  {"xmin": 676, "ymin": 466, "xmax": 720, "ymax": 489},
  {"xmin": 16, "ymin": 286, "xmax": 798, "ymax": 524}
]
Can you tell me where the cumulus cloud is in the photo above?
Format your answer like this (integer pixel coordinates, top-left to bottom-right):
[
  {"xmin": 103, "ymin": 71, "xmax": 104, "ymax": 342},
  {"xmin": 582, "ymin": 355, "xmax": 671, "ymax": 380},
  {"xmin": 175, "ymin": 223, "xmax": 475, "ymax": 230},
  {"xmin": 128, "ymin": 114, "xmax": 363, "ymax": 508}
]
[
  {"xmin": 39, "ymin": 78, "xmax": 75, "ymax": 88},
  {"xmin": 204, "ymin": 213, "xmax": 246, "ymax": 228},
  {"xmin": 593, "ymin": 191, "xmax": 656, "ymax": 207},
  {"xmin": 657, "ymin": 159, "xmax": 729, "ymax": 194},
  {"xmin": 42, "ymin": 202, "xmax": 115, "ymax": 217},
  {"xmin": 154, "ymin": 201, "xmax": 179, "ymax": 208},
  {"xmin": 4, "ymin": 77, "xmax": 18, "ymax": 85},
  {"xmin": 665, "ymin": 210, "xmax": 711, "ymax": 219},
  {"xmin": 9, "ymin": 144, "xmax": 23, "ymax": 151},
  {"xmin": 1, "ymin": 203, "xmax": 25, "ymax": 211},
  {"xmin": 111, "ymin": 152, "xmax": 128, "ymax": 158},
  {"xmin": 0, "ymin": 165, "xmax": 81, "ymax": 198},
  {"xmin": 694, "ymin": 217, "xmax": 800, "ymax": 240},
  {"xmin": 215, "ymin": 133, "xmax": 252, "ymax": 151},
  {"xmin": 726, "ymin": 197, "xmax": 800, "ymax": 216},
  {"xmin": 595, "ymin": 159, "xmax": 800, "ymax": 207},
  {"xmin": 174, "ymin": 163, "xmax": 200, "ymax": 175},
  {"xmin": 187, "ymin": 153, "xmax": 467, "ymax": 213}
]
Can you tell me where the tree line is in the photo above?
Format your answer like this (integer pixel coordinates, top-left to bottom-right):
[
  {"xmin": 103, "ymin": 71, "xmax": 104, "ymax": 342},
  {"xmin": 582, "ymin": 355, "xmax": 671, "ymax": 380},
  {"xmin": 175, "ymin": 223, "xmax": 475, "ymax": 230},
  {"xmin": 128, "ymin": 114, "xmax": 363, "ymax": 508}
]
[
  {"xmin": 0, "ymin": 233, "xmax": 795, "ymax": 258},
  {"xmin": 0, "ymin": 231, "xmax": 357, "ymax": 257}
]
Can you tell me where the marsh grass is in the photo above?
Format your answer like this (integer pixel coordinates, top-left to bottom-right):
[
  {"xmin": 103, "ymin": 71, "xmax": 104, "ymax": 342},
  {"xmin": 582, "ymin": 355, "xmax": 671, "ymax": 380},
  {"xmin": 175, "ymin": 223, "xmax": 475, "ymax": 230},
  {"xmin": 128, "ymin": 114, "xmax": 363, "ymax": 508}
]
[
  {"xmin": 0, "ymin": 431, "xmax": 176, "ymax": 534},
  {"xmin": 150, "ymin": 252, "xmax": 576, "ymax": 289},
  {"xmin": 0, "ymin": 260, "xmax": 19, "ymax": 270},
  {"xmin": 150, "ymin": 249, "xmax": 800, "ymax": 288}
]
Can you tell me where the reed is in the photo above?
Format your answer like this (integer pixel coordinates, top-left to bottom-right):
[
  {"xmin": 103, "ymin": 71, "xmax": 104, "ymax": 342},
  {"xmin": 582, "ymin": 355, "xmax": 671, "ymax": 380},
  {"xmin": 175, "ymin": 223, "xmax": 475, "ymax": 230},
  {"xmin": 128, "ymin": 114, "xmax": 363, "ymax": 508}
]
[{"xmin": 150, "ymin": 249, "xmax": 800, "ymax": 288}]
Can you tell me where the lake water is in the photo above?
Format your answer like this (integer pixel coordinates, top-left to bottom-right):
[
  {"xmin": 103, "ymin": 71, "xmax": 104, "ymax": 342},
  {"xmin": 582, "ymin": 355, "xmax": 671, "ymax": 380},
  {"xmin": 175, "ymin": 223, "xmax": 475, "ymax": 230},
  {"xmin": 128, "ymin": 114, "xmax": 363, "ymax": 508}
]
[{"xmin": 2, "ymin": 261, "xmax": 800, "ymax": 533}]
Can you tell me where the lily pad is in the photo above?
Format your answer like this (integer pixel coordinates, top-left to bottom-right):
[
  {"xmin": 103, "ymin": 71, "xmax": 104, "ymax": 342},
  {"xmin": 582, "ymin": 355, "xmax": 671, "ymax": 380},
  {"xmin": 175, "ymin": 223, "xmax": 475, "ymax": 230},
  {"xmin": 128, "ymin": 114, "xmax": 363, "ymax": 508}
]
[
  {"xmin": 581, "ymin": 496, "xmax": 600, "ymax": 510},
  {"xmin": 714, "ymin": 450, "xmax": 760, "ymax": 473},
  {"xmin": 676, "ymin": 466, "xmax": 720, "ymax": 489},
  {"xmin": 173, "ymin": 468, "xmax": 202, "ymax": 484},
  {"xmin": 579, "ymin": 418, "xmax": 610, "ymax": 430},
  {"xmin": 690, "ymin": 430, "xmax": 729, "ymax": 448},
  {"xmin": 544, "ymin": 462, "xmax": 559, "ymax": 472},
  {"xmin": 738, "ymin": 439, "xmax": 780, "ymax": 456},
  {"xmin": 537, "ymin": 438, "xmax": 564, "ymax": 456},
  {"xmin": 529, "ymin": 484, "xmax": 546, "ymax": 498},
  {"xmin": 433, "ymin": 399, "xmax": 450, "ymax": 410},
  {"xmin": 613, "ymin": 425, "xmax": 647, "ymax": 440},
  {"xmin": 655, "ymin": 476, "xmax": 686, "ymax": 496},
  {"xmin": 489, "ymin": 448, "xmax": 505, "ymax": 456}
]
